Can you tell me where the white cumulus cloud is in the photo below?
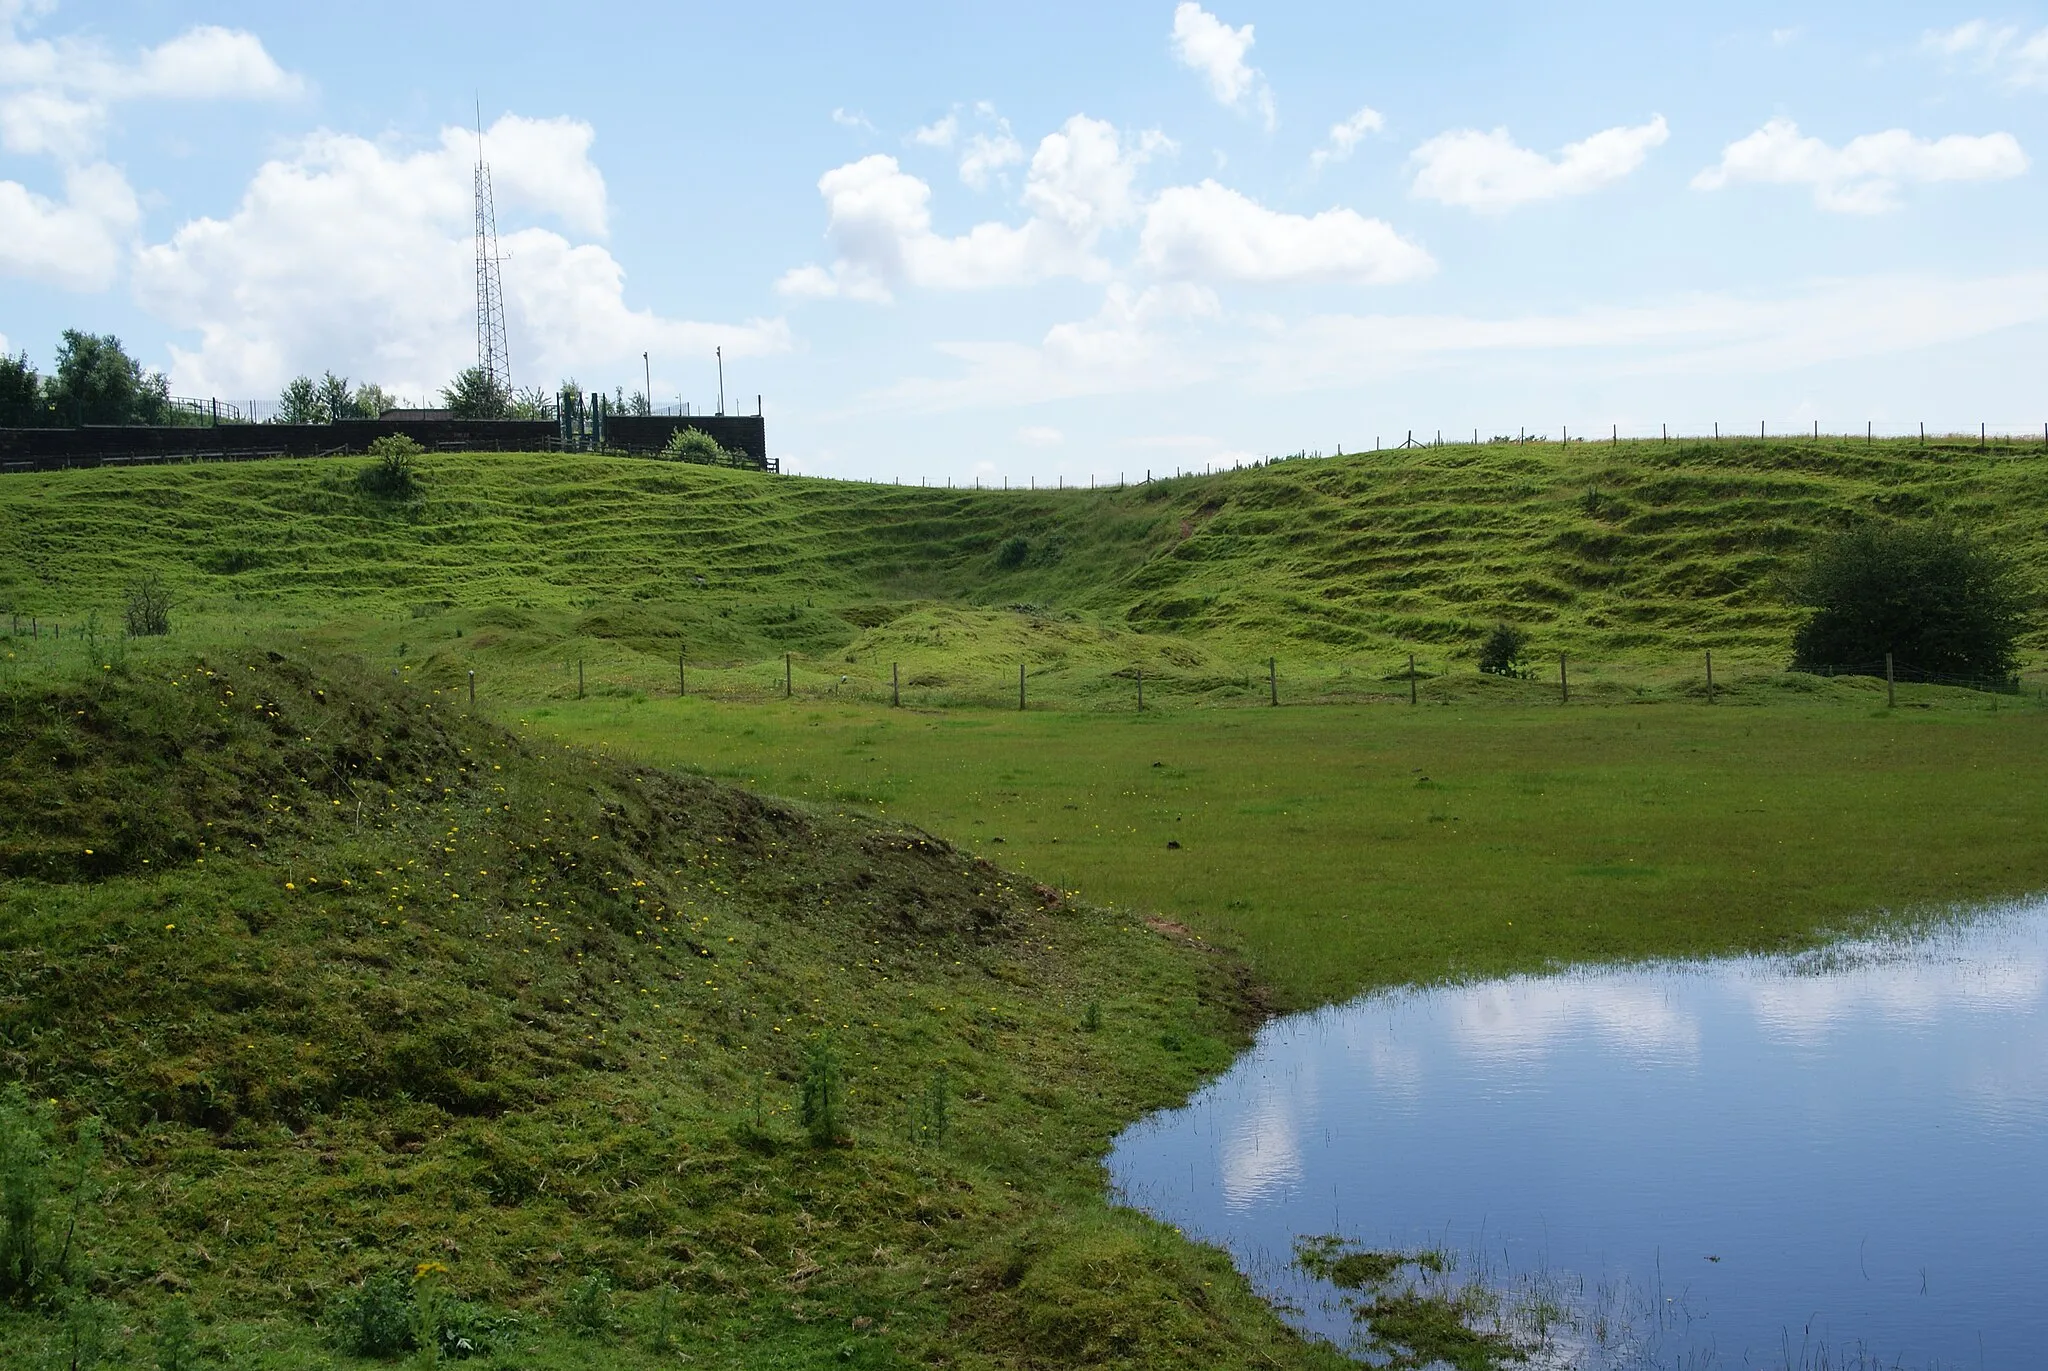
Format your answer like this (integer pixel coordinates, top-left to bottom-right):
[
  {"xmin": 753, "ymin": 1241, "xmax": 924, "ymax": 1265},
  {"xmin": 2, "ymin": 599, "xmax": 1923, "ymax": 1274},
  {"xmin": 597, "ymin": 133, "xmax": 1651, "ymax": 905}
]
[
  {"xmin": 131, "ymin": 115, "xmax": 786, "ymax": 401},
  {"xmin": 0, "ymin": 160, "xmax": 138, "ymax": 288},
  {"xmin": 959, "ymin": 125, "xmax": 1024, "ymax": 190},
  {"xmin": 1170, "ymin": 2, "xmax": 1275, "ymax": 129},
  {"xmin": 1923, "ymin": 20, "xmax": 2048, "ymax": 89},
  {"xmin": 909, "ymin": 112, "xmax": 956, "ymax": 148},
  {"xmin": 1692, "ymin": 118, "xmax": 2027, "ymax": 213},
  {"xmin": 1138, "ymin": 179, "xmax": 1434, "ymax": 285},
  {"xmin": 779, "ymin": 115, "xmax": 1168, "ymax": 301},
  {"xmin": 0, "ymin": 5, "xmax": 303, "ymax": 289},
  {"xmin": 1410, "ymin": 115, "xmax": 1668, "ymax": 211},
  {"xmin": 1310, "ymin": 106, "xmax": 1384, "ymax": 169}
]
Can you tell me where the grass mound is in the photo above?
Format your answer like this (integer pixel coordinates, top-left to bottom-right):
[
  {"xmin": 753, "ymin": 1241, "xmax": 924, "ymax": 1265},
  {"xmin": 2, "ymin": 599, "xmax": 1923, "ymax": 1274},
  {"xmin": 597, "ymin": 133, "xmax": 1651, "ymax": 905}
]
[{"xmin": 0, "ymin": 651, "xmax": 1336, "ymax": 1368}]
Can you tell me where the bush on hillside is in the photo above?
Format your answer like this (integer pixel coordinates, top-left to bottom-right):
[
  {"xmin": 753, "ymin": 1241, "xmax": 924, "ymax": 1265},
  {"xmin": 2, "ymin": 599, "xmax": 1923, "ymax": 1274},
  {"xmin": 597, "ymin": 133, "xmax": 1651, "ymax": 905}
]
[
  {"xmin": 123, "ymin": 574, "xmax": 171, "ymax": 637},
  {"xmin": 659, "ymin": 426, "xmax": 735, "ymax": 465},
  {"xmin": 1788, "ymin": 523, "xmax": 2026, "ymax": 677},
  {"xmin": 1476, "ymin": 623, "xmax": 1527, "ymax": 677},
  {"xmin": 359, "ymin": 435, "xmax": 422, "ymax": 498}
]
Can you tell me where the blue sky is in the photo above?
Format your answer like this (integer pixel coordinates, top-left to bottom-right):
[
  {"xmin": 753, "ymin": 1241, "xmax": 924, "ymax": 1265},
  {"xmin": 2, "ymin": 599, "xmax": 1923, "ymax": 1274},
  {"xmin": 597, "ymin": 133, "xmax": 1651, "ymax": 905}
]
[{"xmin": 4, "ymin": 1, "xmax": 2048, "ymax": 479}]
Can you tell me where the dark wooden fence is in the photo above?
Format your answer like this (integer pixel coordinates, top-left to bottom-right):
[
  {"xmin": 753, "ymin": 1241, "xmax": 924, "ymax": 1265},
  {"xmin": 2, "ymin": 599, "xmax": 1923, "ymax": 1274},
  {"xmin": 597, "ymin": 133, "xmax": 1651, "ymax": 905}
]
[{"xmin": 0, "ymin": 414, "xmax": 770, "ymax": 474}]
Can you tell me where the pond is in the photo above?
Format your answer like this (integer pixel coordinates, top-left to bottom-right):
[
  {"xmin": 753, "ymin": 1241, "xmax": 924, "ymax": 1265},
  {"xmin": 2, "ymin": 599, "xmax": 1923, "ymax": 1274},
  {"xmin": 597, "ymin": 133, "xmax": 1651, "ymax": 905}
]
[{"xmin": 1107, "ymin": 904, "xmax": 2048, "ymax": 1368}]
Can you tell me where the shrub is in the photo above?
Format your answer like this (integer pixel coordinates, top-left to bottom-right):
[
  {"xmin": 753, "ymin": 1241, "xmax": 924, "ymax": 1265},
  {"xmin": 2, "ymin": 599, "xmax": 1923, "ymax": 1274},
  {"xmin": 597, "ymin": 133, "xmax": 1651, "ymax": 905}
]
[
  {"xmin": 995, "ymin": 536, "xmax": 1030, "ymax": 570},
  {"xmin": 0, "ymin": 1087, "xmax": 97, "ymax": 1305},
  {"xmin": 0, "ymin": 1090, "xmax": 51, "ymax": 1303},
  {"xmin": 360, "ymin": 435, "xmax": 423, "ymax": 499},
  {"xmin": 800, "ymin": 1036, "xmax": 843, "ymax": 1146},
  {"xmin": 124, "ymin": 574, "xmax": 171, "ymax": 637},
  {"xmin": 327, "ymin": 1270, "xmax": 415, "ymax": 1357},
  {"xmin": 1789, "ymin": 522, "xmax": 2026, "ymax": 678},
  {"xmin": 660, "ymin": 427, "xmax": 735, "ymax": 465},
  {"xmin": 154, "ymin": 1300, "xmax": 198, "ymax": 1371},
  {"xmin": 562, "ymin": 1271, "xmax": 614, "ymax": 1339},
  {"xmin": 1476, "ymin": 623, "xmax": 1527, "ymax": 677}
]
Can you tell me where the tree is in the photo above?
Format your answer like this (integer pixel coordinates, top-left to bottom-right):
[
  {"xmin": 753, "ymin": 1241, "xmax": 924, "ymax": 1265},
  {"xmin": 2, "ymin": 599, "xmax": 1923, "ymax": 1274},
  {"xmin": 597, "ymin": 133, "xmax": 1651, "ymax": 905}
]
[
  {"xmin": 440, "ymin": 366, "xmax": 509, "ymax": 419},
  {"xmin": 1789, "ymin": 523, "xmax": 2027, "ymax": 678},
  {"xmin": 1476, "ymin": 623, "xmax": 1528, "ymax": 676},
  {"xmin": 351, "ymin": 383, "xmax": 395, "ymax": 418},
  {"xmin": 44, "ymin": 331, "xmax": 165, "ymax": 425},
  {"xmin": 275, "ymin": 375, "xmax": 323, "ymax": 424},
  {"xmin": 316, "ymin": 372, "xmax": 356, "ymax": 422},
  {"xmin": 0, "ymin": 353, "xmax": 44, "ymax": 426}
]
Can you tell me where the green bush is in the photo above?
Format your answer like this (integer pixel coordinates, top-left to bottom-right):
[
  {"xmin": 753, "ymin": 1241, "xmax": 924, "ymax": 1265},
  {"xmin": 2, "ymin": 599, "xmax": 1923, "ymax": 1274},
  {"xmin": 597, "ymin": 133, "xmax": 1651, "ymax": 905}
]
[
  {"xmin": 327, "ymin": 1270, "xmax": 415, "ymax": 1357},
  {"xmin": 1789, "ymin": 522, "xmax": 2027, "ymax": 677},
  {"xmin": 659, "ymin": 427, "xmax": 735, "ymax": 465},
  {"xmin": 0, "ymin": 1088, "xmax": 97, "ymax": 1307},
  {"xmin": 1476, "ymin": 623, "xmax": 1527, "ymax": 677},
  {"xmin": 359, "ymin": 436, "xmax": 423, "ymax": 499},
  {"xmin": 124, "ymin": 574, "xmax": 172, "ymax": 637},
  {"xmin": 561, "ymin": 1271, "xmax": 614, "ymax": 1339},
  {"xmin": 995, "ymin": 536, "xmax": 1030, "ymax": 570},
  {"xmin": 800, "ymin": 1036, "xmax": 843, "ymax": 1146}
]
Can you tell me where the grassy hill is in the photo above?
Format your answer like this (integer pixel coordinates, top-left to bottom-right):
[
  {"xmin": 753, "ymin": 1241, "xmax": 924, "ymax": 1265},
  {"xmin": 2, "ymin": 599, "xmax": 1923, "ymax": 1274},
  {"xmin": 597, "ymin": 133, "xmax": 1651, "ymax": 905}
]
[
  {"xmin": 0, "ymin": 649, "xmax": 1336, "ymax": 1368},
  {"xmin": 3, "ymin": 437, "xmax": 2043, "ymax": 713},
  {"xmin": 3, "ymin": 442, "xmax": 2046, "ymax": 1365}
]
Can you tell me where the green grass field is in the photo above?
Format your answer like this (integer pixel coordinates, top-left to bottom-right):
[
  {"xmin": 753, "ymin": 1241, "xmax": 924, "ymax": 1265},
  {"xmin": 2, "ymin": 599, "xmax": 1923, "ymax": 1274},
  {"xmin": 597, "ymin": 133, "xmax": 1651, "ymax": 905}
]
[
  {"xmin": 2, "ymin": 443, "xmax": 2045, "ymax": 1366},
  {"xmin": 529, "ymin": 689, "xmax": 2048, "ymax": 1009}
]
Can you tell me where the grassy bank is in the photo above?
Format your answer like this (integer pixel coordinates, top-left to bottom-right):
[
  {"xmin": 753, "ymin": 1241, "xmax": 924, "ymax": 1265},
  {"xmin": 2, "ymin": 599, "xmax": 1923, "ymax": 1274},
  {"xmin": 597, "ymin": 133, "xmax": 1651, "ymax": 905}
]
[
  {"xmin": 3, "ymin": 439, "xmax": 2044, "ymax": 711},
  {"xmin": 0, "ymin": 649, "xmax": 1347, "ymax": 1368}
]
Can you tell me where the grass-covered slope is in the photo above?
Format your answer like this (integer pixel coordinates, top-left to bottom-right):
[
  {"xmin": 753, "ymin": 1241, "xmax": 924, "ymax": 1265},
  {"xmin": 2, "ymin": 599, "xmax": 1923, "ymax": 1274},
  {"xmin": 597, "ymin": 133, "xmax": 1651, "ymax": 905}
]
[
  {"xmin": 0, "ymin": 650, "xmax": 1338, "ymax": 1369},
  {"xmin": 3, "ymin": 437, "xmax": 2043, "ymax": 704}
]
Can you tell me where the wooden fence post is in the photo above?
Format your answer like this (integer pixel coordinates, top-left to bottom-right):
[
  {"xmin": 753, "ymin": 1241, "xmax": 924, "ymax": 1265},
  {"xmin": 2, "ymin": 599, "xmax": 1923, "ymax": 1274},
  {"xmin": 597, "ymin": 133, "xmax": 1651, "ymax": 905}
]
[
  {"xmin": 468, "ymin": 669, "xmax": 475, "ymax": 707},
  {"xmin": 1705, "ymin": 650, "xmax": 1714, "ymax": 703},
  {"xmin": 1409, "ymin": 653, "xmax": 1417, "ymax": 706},
  {"xmin": 577, "ymin": 658, "xmax": 584, "ymax": 699},
  {"xmin": 785, "ymin": 653, "xmax": 792, "ymax": 698},
  {"xmin": 1268, "ymin": 656, "xmax": 1278, "ymax": 707},
  {"xmin": 1018, "ymin": 662, "xmax": 1026, "ymax": 711},
  {"xmin": 1560, "ymin": 652, "xmax": 1569, "ymax": 704},
  {"xmin": 892, "ymin": 662, "xmax": 900, "ymax": 708},
  {"xmin": 1886, "ymin": 652, "xmax": 1895, "ymax": 708},
  {"xmin": 679, "ymin": 649, "xmax": 685, "ymax": 697},
  {"xmin": 1136, "ymin": 666, "xmax": 1144, "ymax": 712}
]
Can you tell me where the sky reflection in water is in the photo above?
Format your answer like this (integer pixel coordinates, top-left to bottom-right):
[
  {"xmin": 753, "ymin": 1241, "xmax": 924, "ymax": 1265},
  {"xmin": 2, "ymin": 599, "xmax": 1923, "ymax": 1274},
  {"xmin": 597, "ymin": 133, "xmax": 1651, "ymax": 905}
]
[{"xmin": 1107, "ymin": 904, "xmax": 2048, "ymax": 1367}]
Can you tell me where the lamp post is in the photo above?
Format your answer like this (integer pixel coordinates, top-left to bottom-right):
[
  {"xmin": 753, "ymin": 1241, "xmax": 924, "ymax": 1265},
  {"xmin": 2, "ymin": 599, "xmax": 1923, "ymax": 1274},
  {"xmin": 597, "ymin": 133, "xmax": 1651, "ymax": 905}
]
[{"xmin": 642, "ymin": 351, "xmax": 650, "ymax": 415}]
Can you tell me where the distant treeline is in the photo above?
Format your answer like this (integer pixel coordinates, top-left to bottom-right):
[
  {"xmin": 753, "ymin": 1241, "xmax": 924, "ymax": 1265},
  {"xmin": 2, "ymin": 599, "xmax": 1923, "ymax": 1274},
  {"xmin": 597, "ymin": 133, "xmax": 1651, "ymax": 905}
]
[
  {"xmin": 3, "ymin": 330, "xmax": 657, "ymax": 429},
  {"xmin": 1, "ymin": 331, "xmax": 193, "ymax": 427}
]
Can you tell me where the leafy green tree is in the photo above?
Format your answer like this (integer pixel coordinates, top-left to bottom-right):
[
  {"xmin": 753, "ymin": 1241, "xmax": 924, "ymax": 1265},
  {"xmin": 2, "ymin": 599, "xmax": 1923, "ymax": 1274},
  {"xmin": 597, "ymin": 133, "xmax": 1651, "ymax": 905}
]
[
  {"xmin": 44, "ymin": 330, "xmax": 167, "ymax": 425},
  {"xmin": 440, "ymin": 366, "xmax": 509, "ymax": 419},
  {"xmin": 276, "ymin": 375, "xmax": 323, "ymax": 424},
  {"xmin": 316, "ymin": 371, "xmax": 357, "ymax": 422},
  {"xmin": 351, "ymin": 382, "xmax": 395, "ymax": 418},
  {"xmin": 1476, "ymin": 623, "xmax": 1528, "ymax": 677},
  {"xmin": 0, "ymin": 352, "xmax": 44, "ymax": 425},
  {"xmin": 1789, "ymin": 523, "xmax": 2028, "ymax": 678}
]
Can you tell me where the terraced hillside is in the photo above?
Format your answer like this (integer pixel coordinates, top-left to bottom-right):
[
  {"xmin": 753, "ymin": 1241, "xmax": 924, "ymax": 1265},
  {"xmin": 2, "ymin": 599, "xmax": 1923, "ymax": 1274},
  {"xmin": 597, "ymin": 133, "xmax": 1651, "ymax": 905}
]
[{"xmin": 2, "ymin": 437, "xmax": 2043, "ymax": 704}]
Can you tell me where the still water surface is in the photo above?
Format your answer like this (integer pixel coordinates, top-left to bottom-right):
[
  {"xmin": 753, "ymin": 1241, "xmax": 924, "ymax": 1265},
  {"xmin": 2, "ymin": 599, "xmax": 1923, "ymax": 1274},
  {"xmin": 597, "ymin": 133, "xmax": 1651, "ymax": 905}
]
[{"xmin": 1108, "ymin": 905, "xmax": 2048, "ymax": 1368}]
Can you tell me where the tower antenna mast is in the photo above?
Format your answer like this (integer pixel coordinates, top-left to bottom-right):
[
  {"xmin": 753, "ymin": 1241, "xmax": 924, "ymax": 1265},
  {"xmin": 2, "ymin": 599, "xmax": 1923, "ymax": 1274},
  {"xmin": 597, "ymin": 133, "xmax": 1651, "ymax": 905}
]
[{"xmin": 473, "ymin": 99, "xmax": 512, "ymax": 399}]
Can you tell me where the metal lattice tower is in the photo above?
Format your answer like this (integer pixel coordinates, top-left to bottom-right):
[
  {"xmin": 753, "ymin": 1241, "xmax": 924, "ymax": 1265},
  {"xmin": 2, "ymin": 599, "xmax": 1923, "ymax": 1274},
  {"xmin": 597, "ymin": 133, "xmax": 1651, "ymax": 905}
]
[{"xmin": 473, "ymin": 108, "xmax": 512, "ymax": 395}]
